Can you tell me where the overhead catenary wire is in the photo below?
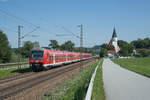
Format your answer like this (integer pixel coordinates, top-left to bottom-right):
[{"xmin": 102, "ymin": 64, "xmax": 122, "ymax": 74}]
[
  {"xmin": 0, "ymin": 8, "xmax": 39, "ymax": 28},
  {"xmin": 62, "ymin": 26, "xmax": 80, "ymax": 39},
  {"xmin": 0, "ymin": 8, "xmax": 41, "ymax": 40},
  {"xmin": 21, "ymin": 26, "xmax": 40, "ymax": 39}
]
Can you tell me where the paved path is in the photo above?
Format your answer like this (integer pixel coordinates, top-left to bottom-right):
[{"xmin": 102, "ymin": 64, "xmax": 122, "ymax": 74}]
[{"xmin": 102, "ymin": 58, "xmax": 150, "ymax": 100}]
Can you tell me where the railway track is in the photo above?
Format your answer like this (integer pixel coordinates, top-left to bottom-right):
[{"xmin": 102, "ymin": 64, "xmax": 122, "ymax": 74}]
[
  {"xmin": 0, "ymin": 58, "xmax": 94, "ymax": 100},
  {"xmin": 0, "ymin": 72, "xmax": 34, "ymax": 84}
]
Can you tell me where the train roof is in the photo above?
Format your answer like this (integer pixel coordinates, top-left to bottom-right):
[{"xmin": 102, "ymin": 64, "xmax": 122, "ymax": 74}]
[{"xmin": 31, "ymin": 48, "xmax": 91, "ymax": 55}]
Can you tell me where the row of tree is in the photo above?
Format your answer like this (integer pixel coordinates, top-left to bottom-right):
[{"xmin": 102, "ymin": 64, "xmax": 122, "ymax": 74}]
[
  {"xmin": 131, "ymin": 38, "xmax": 150, "ymax": 57},
  {"xmin": 0, "ymin": 30, "xmax": 95, "ymax": 63},
  {"xmin": 49, "ymin": 40, "xmax": 75, "ymax": 51},
  {"xmin": 100, "ymin": 38, "xmax": 150, "ymax": 57},
  {"xmin": 1, "ymin": 27, "xmax": 150, "ymax": 62},
  {"xmin": 131, "ymin": 38, "xmax": 150, "ymax": 49},
  {"xmin": 48, "ymin": 40, "xmax": 95, "ymax": 54}
]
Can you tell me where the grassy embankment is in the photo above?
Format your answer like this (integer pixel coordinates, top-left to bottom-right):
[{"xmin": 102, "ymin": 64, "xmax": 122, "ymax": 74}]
[
  {"xmin": 112, "ymin": 57, "xmax": 150, "ymax": 77},
  {"xmin": 0, "ymin": 67, "xmax": 32, "ymax": 78},
  {"xmin": 0, "ymin": 63, "xmax": 29, "ymax": 69},
  {"xmin": 91, "ymin": 59, "xmax": 105, "ymax": 100},
  {"xmin": 45, "ymin": 59, "xmax": 105, "ymax": 100}
]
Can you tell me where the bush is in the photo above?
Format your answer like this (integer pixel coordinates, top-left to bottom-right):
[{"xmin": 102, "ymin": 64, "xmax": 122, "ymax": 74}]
[
  {"xmin": 0, "ymin": 30, "xmax": 12, "ymax": 63},
  {"xmin": 100, "ymin": 48, "xmax": 108, "ymax": 57},
  {"xmin": 139, "ymin": 50, "xmax": 150, "ymax": 57}
]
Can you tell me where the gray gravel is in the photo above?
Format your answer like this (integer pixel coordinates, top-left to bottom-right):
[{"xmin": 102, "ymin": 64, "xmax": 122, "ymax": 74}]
[{"xmin": 102, "ymin": 58, "xmax": 150, "ymax": 100}]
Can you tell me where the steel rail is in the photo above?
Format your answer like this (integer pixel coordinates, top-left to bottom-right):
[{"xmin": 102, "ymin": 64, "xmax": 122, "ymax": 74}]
[
  {"xmin": 0, "ymin": 72, "xmax": 34, "ymax": 84},
  {"xmin": 0, "ymin": 59, "xmax": 94, "ymax": 100}
]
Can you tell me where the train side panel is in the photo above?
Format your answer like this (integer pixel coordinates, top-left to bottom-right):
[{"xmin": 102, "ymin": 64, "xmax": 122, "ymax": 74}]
[{"xmin": 29, "ymin": 48, "xmax": 92, "ymax": 72}]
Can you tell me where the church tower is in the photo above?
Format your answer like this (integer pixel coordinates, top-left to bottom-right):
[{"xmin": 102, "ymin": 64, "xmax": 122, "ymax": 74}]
[{"xmin": 109, "ymin": 27, "xmax": 120, "ymax": 53}]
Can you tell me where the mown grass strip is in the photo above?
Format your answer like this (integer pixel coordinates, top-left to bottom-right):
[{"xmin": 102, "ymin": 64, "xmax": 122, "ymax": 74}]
[
  {"xmin": 111, "ymin": 57, "xmax": 150, "ymax": 77},
  {"xmin": 0, "ymin": 67, "xmax": 32, "ymax": 78},
  {"xmin": 0, "ymin": 63, "xmax": 28, "ymax": 69},
  {"xmin": 45, "ymin": 61, "xmax": 99, "ymax": 100},
  {"xmin": 91, "ymin": 59, "xmax": 105, "ymax": 100}
]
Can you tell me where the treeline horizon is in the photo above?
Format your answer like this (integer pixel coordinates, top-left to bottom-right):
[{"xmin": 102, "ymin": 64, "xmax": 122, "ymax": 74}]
[
  {"xmin": 100, "ymin": 38, "xmax": 150, "ymax": 57},
  {"xmin": 1, "ymin": 29, "xmax": 150, "ymax": 63},
  {"xmin": 0, "ymin": 30, "xmax": 95, "ymax": 63}
]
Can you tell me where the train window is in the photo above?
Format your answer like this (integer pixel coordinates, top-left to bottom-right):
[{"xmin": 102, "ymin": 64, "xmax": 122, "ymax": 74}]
[
  {"xmin": 31, "ymin": 50, "xmax": 44, "ymax": 60},
  {"xmin": 52, "ymin": 56, "xmax": 53, "ymax": 61},
  {"xmin": 55, "ymin": 56, "xmax": 57, "ymax": 60},
  {"xmin": 49, "ymin": 56, "xmax": 53, "ymax": 61}
]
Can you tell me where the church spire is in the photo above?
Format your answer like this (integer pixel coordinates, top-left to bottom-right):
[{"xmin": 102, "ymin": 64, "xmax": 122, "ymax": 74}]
[{"xmin": 112, "ymin": 27, "xmax": 117, "ymax": 38}]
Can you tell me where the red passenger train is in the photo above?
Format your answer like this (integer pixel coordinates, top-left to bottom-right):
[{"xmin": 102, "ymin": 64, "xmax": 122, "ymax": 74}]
[{"xmin": 29, "ymin": 48, "xmax": 92, "ymax": 71}]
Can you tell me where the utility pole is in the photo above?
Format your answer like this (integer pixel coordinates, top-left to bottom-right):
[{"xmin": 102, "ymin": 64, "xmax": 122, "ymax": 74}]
[
  {"xmin": 78, "ymin": 24, "xmax": 83, "ymax": 49},
  {"xmin": 78, "ymin": 24, "xmax": 83, "ymax": 70},
  {"xmin": 18, "ymin": 25, "xmax": 23, "ymax": 69}
]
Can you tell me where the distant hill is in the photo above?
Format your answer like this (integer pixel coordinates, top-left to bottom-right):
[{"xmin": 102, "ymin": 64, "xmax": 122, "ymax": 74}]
[{"xmin": 92, "ymin": 45, "xmax": 101, "ymax": 50}]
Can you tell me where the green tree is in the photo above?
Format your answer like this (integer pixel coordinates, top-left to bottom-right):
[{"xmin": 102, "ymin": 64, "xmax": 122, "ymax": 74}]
[
  {"xmin": 139, "ymin": 49, "xmax": 150, "ymax": 57},
  {"xmin": 131, "ymin": 38, "xmax": 150, "ymax": 49},
  {"xmin": 60, "ymin": 40, "xmax": 75, "ymax": 51},
  {"xmin": 0, "ymin": 30, "xmax": 12, "ymax": 63},
  {"xmin": 118, "ymin": 40, "xmax": 135, "ymax": 56},
  {"xmin": 100, "ymin": 43, "xmax": 114, "ymax": 50},
  {"xmin": 107, "ymin": 45, "xmax": 115, "ymax": 50},
  {"xmin": 119, "ymin": 45, "xmax": 129, "ymax": 56},
  {"xmin": 128, "ymin": 44, "xmax": 135, "ymax": 55},
  {"xmin": 100, "ymin": 43, "xmax": 108, "ymax": 49},
  {"xmin": 49, "ymin": 40, "xmax": 59, "ymax": 49},
  {"xmin": 118, "ymin": 40, "xmax": 128, "ymax": 48},
  {"xmin": 21, "ymin": 41, "xmax": 34, "ymax": 57},
  {"xmin": 99, "ymin": 48, "xmax": 108, "ymax": 57}
]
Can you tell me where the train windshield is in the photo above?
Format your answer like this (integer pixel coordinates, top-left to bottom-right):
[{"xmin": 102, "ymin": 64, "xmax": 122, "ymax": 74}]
[{"xmin": 31, "ymin": 51, "xmax": 44, "ymax": 60}]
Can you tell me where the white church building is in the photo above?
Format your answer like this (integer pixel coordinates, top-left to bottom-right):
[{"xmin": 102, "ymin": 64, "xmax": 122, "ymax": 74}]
[{"xmin": 108, "ymin": 28, "xmax": 120, "ymax": 58}]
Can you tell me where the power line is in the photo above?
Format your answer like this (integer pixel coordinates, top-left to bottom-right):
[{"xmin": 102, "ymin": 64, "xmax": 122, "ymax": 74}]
[
  {"xmin": 0, "ymin": 8, "xmax": 39, "ymax": 28},
  {"xmin": 55, "ymin": 34, "xmax": 71, "ymax": 37},
  {"xmin": 21, "ymin": 26, "xmax": 40, "ymax": 39},
  {"xmin": 62, "ymin": 26, "xmax": 80, "ymax": 39}
]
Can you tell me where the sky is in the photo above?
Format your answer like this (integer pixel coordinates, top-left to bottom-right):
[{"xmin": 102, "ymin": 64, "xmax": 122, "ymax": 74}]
[{"xmin": 0, "ymin": 0, "xmax": 150, "ymax": 48}]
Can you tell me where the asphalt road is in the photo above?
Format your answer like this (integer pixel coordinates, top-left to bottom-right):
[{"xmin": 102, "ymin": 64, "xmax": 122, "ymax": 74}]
[{"xmin": 102, "ymin": 58, "xmax": 150, "ymax": 100}]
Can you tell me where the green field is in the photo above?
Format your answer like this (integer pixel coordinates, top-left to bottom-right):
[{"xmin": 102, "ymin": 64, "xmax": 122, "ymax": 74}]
[
  {"xmin": 91, "ymin": 59, "xmax": 105, "ymax": 100},
  {"xmin": 0, "ymin": 67, "xmax": 32, "ymax": 78},
  {"xmin": 111, "ymin": 57, "xmax": 150, "ymax": 77}
]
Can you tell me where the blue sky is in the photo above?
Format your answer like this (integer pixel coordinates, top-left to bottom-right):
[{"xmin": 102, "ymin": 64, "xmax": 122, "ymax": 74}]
[{"xmin": 0, "ymin": 0, "xmax": 150, "ymax": 48}]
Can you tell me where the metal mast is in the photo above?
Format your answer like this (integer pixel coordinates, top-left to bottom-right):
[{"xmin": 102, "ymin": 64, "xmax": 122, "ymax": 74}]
[
  {"xmin": 78, "ymin": 24, "xmax": 83, "ymax": 50},
  {"xmin": 18, "ymin": 25, "xmax": 23, "ymax": 69},
  {"xmin": 78, "ymin": 24, "xmax": 83, "ymax": 70}
]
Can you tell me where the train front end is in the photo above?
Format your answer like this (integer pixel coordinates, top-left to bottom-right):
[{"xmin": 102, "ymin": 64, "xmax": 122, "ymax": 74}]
[{"xmin": 29, "ymin": 49, "xmax": 45, "ymax": 71}]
